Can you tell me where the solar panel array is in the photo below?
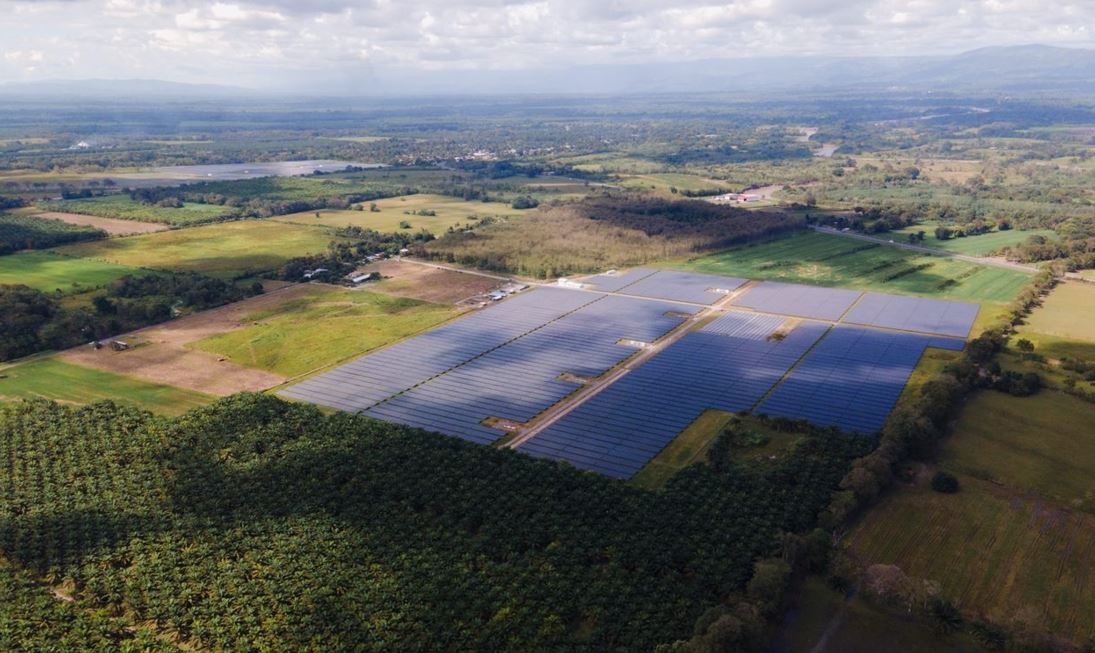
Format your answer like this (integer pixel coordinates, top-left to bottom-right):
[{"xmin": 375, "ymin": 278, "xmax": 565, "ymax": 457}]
[
  {"xmin": 278, "ymin": 287, "xmax": 598, "ymax": 413},
  {"xmin": 361, "ymin": 295, "xmax": 695, "ymax": 444},
  {"xmin": 617, "ymin": 270, "xmax": 747, "ymax": 304},
  {"xmin": 843, "ymin": 293, "xmax": 979, "ymax": 338},
  {"xmin": 518, "ymin": 313, "xmax": 830, "ymax": 477},
  {"xmin": 732, "ymin": 281, "xmax": 863, "ymax": 321},
  {"xmin": 759, "ymin": 326, "xmax": 944, "ymax": 433},
  {"xmin": 583, "ymin": 267, "xmax": 656, "ymax": 292}
]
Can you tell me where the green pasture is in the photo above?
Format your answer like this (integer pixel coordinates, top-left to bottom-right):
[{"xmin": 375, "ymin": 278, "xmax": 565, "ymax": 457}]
[
  {"xmin": 43, "ymin": 195, "xmax": 237, "ymax": 226},
  {"xmin": 273, "ymin": 193, "xmax": 524, "ymax": 234},
  {"xmin": 0, "ymin": 250, "xmax": 138, "ymax": 293}
]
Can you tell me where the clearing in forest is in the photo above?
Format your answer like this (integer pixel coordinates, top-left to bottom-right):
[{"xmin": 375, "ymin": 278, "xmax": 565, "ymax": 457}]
[{"xmin": 272, "ymin": 193, "xmax": 525, "ymax": 234}]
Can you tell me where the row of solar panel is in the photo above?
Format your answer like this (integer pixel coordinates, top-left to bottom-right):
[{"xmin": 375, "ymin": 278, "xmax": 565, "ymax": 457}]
[
  {"xmin": 518, "ymin": 312, "xmax": 830, "ymax": 477},
  {"xmin": 758, "ymin": 326, "xmax": 949, "ymax": 432},
  {"xmin": 585, "ymin": 268, "xmax": 747, "ymax": 305},
  {"xmin": 361, "ymin": 295, "xmax": 696, "ymax": 444},
  {"xmin": 279, "ymin": 287, "xmax": 599, "ymax": 413}
]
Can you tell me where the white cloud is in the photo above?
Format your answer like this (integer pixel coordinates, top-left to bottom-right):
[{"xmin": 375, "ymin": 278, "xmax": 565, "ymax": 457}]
[{"xmin": 0, "ymin": 0, "xmax": 1091, "ymax": 87}]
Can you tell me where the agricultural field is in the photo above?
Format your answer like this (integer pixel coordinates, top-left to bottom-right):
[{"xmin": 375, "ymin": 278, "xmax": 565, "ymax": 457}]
[
  {"xmin": 191, "ymin": 286, "xmax": 460, "ymax": 378},
  {"xmin": 0, "ymin": 250, "xmax": 138, "ymax": 293},
  {"xmin": 273, "ymin": 193, "xmax": 524, "ymax": 234},
  {"xmin": 845, "ymin": 465, "xmax": 1095, "ymax": 644},
  {"xmin": 55, "ymin": 220, "xmax": 336, "ymax": 279},
  {"xmin": 0, "ymin": 213, "xmax": 104, "ymax": 254},
  {"xmin": 42, "ymin": 195, "xmax": 238, "ymax": 226},
  {"xmin": 1017, "ymin": 281, "xmax": 1095, "ymax": 348},
  {"xmin": 778, "ymin": 577, "xmax": 984, "ymax": 653},
  {"xmin": 941, "ymin": 391, "xmax": 1095, "ymax": 512},
  {"xmin": 676, "ymin": 231, "xmax": 1030, "ymax": 304},
  {"xmin": 618, "ymin": 172, "xmax": 727, "ymax": 195},
  {"xmin": 33, "ymin": 211, "xmax": 169, "ymax": 235},
  {"xmin": 0, "ymin": 358, "xmax": 212, "ymax": 416},
  {"xmin": 890, "ymin": 223, "xmax": 1057, "ymax": 256}
]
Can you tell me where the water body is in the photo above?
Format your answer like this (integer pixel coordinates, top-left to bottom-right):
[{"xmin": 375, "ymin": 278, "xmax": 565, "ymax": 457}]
[{"xmin": 111, "ymin": 160, "xmax": 384, "ymax": 187}]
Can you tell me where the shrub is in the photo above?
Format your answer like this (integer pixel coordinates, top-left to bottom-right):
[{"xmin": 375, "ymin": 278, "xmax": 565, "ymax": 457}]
[{"xmin": 931, "ymin": 471, "xmax": 960, "ymax": 493}]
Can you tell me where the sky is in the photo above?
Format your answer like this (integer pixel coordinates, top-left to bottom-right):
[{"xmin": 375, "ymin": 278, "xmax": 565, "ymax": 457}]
[{"xmin": 0, "ymin": 0, "xmax": 1091, "ymax": 89}]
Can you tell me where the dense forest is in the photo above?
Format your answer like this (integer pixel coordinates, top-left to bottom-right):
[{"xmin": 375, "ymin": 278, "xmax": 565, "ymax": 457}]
[
  {"xmin": 0, "ymin": 273, "xmax": 257, "ymax": 361},
  {"xmin": 0, "ymin": 394, "xmax": 868, "ymax": 651}
]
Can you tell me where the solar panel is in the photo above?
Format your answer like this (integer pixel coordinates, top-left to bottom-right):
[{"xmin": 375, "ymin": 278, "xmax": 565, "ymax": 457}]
[
  {"xmin": 731, "ymin": 281, "xmax": 862, "ymax": 321},
  {"xmin": 278, "ymin": 287, "xmax": 599, "ymax": 412},
  {"xmin": 361, "ymin": 295, "xmax": 696, "ymax": 443},
  {"xmin": 758, "ymin": 326, "xmax": 942, "ymax": 433},
  {"xmin": 583, "ymin": 267, "xmax": 657, "ymax": 292},
  {"xmin": 518, "ymin": 312, "xmax": 829, "ymax": 477},
  {"xmin": 842, "ymin": 293, "xmax": 979, "ymax": 338},
  {"xmin": 617, "ymin": 270, "xmax": 747, "ymax": 304}
]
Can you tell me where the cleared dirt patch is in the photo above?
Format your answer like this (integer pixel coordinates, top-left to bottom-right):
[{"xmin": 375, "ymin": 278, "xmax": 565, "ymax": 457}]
[
  {"xmin": 365, "ymin": 260, "xmax": 503, "ymax": 303},
  {"xmin": 58, "ymin": 285, "xmax": 320, "ymax": 395},
  {"xmin": 34, "ymin": 211, "xmax": 168, "ymax": 235}
]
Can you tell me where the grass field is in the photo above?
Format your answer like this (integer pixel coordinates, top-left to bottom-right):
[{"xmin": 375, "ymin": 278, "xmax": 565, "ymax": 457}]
[
  {"xmin": 0, "ymin": 358, "xmax": 212, "ymax": 416},
  {"xmin": 845, "ymin": 469, "xmax": 1095, "ymax": 644},
  {"xmin": 56, "ymin": 220, "xmax": 336, "ymax": 279},
  {"xmin": 618, "ymin": 173, "xmax": 727, "ymax": 194},
  {"xmin": 941, "ymin": 391, "xmax": 1095, "ymax": 512},
  {"xmin": 43, "ymin": 195, "xmax": 237, "ymax": 226},
  {"xmin": 676, "ymin": 231, "xmax": 1030, "ymax": 304},
  {"xmin": 846, "ymin": 387, "xmax": 1095, "ymax": 644},
  {"xmin": 0, "ymin": 250, "xmax": 138, "ymax": 292},
  {"xmin": 273, "ymin": 194, "xmax": 524, "ymax": 234},
  {"xmin": 631, "ymin": 409, "xmax": 732, "ymax": 489},
  {"xmin": 891, "ymin": 224, "xmax": 1057, "ymax": 256},
  {"xmin": 190, "ymin": 287, "xmax": 460, "ymax": 378},
  {"xmin": 1019, "ymin": 282, "xmax": 1095, "ymax": 346},
  {"xmin": 778, "ymin": 577, "xmax": 984, "ymax": 653}
]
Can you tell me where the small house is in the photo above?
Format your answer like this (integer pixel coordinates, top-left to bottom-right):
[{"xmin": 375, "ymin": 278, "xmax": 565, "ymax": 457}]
[{"xmin": 111, "ymin": 340, "xmax": 130, "ymax": 351}]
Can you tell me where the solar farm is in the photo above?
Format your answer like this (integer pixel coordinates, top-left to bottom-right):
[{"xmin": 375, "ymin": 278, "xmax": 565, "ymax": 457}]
[{"xmin": 280, "ymin": 268, "xmax": 979, "ymax": 478}]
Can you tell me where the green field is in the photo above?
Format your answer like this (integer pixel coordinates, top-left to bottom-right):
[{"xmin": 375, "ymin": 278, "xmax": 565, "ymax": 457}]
[
  {"xmin": 891, "ymin": 223, "xmax": 1057, "ymax": 256},
  {"xmin": 846, "ymin": 389, "xmax": 1095, "ymax": 644},
  {"xmin": 273, "ymin": 194, "xmax": 524, "ymax": 234},
  {"xmin": 618, "ymin": 173, "xmax": 727, "ymax": 194},
  {"xmin": 631, "ymin": 409, "xmax": 732, "ymax": 489},
  {"xmin": 941, "ymin": 391, "xmax": 1095, "ymax": 511},
  {"xmin": 779, "ymin": 577, "xmax": 984, "ymax": 653},
  {"xmin": 676, "ymin": 231, "xmax": 1030, "ymax": 304},
  {"xmin": 43, "ymin": 195, "xmax": 238, "ymax": 226},
  {"xmin": 0, "ymin": 358, "xmax": 212, "ymax": 416},
  {"xmin": 56, "ymin": 220, "xmax": 336, "ymax": 279},
  {"xmin": 1019, "ymin": 282, "xmax": 1095, "ymax": 347},
  {"xmin": 0, "ymin": 250, "xmax": 138, "ymax": 292},
  {"xmin": 190, "ymin": 287, "xmax": 459, "ymax": 378}
]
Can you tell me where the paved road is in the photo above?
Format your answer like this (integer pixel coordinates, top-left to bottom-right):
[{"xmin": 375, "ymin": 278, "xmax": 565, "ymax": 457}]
[{"xmin": 811, "ymin": 226, "xmax": 1041, "ymax": 273}]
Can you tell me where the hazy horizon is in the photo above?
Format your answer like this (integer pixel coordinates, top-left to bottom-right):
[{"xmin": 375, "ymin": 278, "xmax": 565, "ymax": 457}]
[{"xmin": 1, "ymin": 1, "xmax": 1092, "ymax": 93}]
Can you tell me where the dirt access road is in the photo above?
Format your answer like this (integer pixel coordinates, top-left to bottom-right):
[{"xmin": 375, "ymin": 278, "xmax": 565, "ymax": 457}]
[{"xmin": 59, "ymin": 284, "xmax": 319, "ymax": 395}]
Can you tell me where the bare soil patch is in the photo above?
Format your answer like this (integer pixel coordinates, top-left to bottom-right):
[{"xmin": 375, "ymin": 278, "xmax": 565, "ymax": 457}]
[
  {"xmin": 59, "ymin": 285, "xmax": 320, "ymax": 395},
  {"xmin": 365, "ymin": 260, "xmax": 502, "ymax": 303},
  {"xmin": 34, "ymin": 212, "xmax": 169, "ymax": 235}
]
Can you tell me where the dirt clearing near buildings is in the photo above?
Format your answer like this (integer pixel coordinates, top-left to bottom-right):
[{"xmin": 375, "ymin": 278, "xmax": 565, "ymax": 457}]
[
  {"xmin": 58, "ymin": 285, "xmax": 321, "ymax": 395},
  {"xmin": 32, "ymin": 211, "xmax": 169, "ymax": 236},
  {"xmin": 366, "ymin": 260, "xmax": 505, "ymax": 303}
]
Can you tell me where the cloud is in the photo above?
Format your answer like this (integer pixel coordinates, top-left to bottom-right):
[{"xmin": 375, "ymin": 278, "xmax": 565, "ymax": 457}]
[{"xmin": 0, "ymin": 0, "xmax": 1091, "ymax": 87}]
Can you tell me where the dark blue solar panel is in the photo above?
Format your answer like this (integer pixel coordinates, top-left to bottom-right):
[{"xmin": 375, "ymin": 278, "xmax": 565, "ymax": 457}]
[
  {"xmin": 758, "ymin": 326, "xmax": 942, "ymax": 433},
  {"xmin": 518, "ymin": 312, "xmax": 829, "ymax": 478},
  {"xmin": 843, "ymin": 293, "xmax": 979, "ymax": 338},
  {"xmin": 732, "ymin": 281, "xmax": 862, "ymax": 321},
  {"xmin": 618, "ymin": 270, "xmax": 747, "ymax": 304},
  {"xmin": 583, "ymin": 267, "xmax": 657, "ymax": 292},
  {"xmin": 278, "ymin": 287, "xmax": 599, "ymax": 412},
  {"xmin": 361, "ymin": 295, "xmax": 696, "ymax": 443}
]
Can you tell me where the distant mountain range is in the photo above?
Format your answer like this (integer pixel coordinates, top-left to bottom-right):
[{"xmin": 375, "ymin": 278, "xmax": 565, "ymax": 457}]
[{"xmin": 2, "ymin": 45, "xmax": 1093, "ymax": 98}]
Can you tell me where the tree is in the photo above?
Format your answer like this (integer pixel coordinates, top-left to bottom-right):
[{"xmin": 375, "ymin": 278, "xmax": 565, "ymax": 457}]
[
  {"xmin": 931, "ymin": 471, "xmax": 959, "ymax": 493},
  {"xmin": 1014, "ymin": 338, "xmax": 1035, "ymax": 360}
]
